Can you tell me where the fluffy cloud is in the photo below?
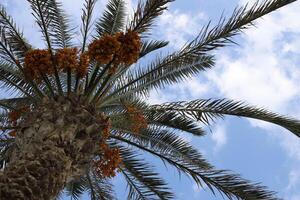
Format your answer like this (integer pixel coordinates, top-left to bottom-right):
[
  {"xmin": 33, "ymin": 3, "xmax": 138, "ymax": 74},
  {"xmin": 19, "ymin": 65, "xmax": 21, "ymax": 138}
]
[
  {"xmin": 157, "ymin": 9, "xmax": 206, "ymax": 49},
  {"xmin": 211, "ymin": 125, "xmax": 227, "ymax": 152}
]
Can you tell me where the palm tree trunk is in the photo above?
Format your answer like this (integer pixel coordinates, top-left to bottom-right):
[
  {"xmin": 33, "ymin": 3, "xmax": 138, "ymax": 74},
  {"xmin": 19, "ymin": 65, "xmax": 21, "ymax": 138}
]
[{"xmin": 0, "ymin": 98, "xmax": 104, "ymax": 199}]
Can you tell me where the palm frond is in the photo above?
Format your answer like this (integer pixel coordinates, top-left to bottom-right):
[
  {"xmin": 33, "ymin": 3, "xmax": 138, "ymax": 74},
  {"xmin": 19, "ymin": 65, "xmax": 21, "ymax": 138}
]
[
  {"xmin": 64, "ymin": 172, "xmax": 115, "ymax": 200},
  {"xmin": 85, "ymin": 171, "xmax": 116, "ymax": 200},
  {"xmin": 112, "ymin": 130, "xmax": 278, "ymax": 200},
  {"xmin": 148, "ymin": 99, "xmax": 300, "ymax": 137},
  {"xmin": 185, "ymin": 0, "xmax": 297, "ymax": 53},
  {"xmin": 111, "ymin": 128, "xmax": 212, "ymax": 173},
  {"xmin": 0, "ymin": 29, "xmax": 20, "ymax": 65},
  {"xmin": 139, "ymin": 40, "xmax": 169, "ymax": 58},
  {"xmin": 195, "ymin": 170, "xmax": 278, "ymax": 200},
  {"xmin": 81, "ymin": 0, "xmax": 97, "ymax": 52},
  {"xmin": 104, "ymin": 54, "xmax": 214, "ymax": 103},
  {"xmin": 145, "ymin": 111, "xmax": 205, "ymax": 136},
  {"xmin": 80, "ymin": 0, "xmax": 97, "ymax": 92},
  {"xmin": 95, "ymin": 0, "xmax": 126, "ymax": 37},
  {"xmin": 121, "ymin": 170, "xmax": 148, "ymax": 200},
  {"xmin": 0, "ymin": 61, "xmax": 33, "ymax": 97},
  {"xmin": 28, "ymin": 0, "xmax": 73, "ymax": 49},
  {"xmin": 129, "ymin": 0, "xmax": 174, "ymax": 34},
  {"xmin": 47, "ymin": 0, "xmax": 73, "ymax": 48},
  {"xmin": 0, "ymin": 6, "xmax": 31, "ymax": 62},
  {"xmin": 64, "ymin": 178, "xmax": 86, "ymax": 200},
  {"xmin": 116, "ymin": 145, "xmax": 174, "ymax": 200}
]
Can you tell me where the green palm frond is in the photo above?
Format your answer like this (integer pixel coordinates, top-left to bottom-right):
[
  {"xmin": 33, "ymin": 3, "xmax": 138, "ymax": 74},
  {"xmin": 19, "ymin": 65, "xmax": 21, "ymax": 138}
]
[
  {"xmin": 148, "ymin": 99, "xmax": 300, "ymax": 137},
  {"xmin": 95, "ymin": 0, "xmax": 126, "ymax": 37},
  {"xmin": 116, "ymin": 145, "xmax": 174, "ymax": 200},
  {"xmin": 111, "ymin": 128, "xmax": 212, "ymax": 172},
  {"xmin": 85, "ymin": 171, "xmax": 116, "ymax": 200},
  {"xmin": 112, "ymin": 130, "xmax": 277, "ymax": 200},
  {"xmin": 47, "ymin": 0, "xmax": 73, "ymax": 49},
  {"xmin": 184, "ymin": 0, "xmax": 297, "ymax": 53},
  {"xmin": 194, "ymin": 170, "xmax": 277, "ymax": 200},
  {"xmin": 81, "ymin": 0, "xmax": 97, "ymax": 52},
  {"xmin": 145, "ymin": 111, "xmax": 205, "ymax": 136},
  {"xmin": 64, "ymin": 172, "xmax": 115, "ymax": 200},
  {"xmin": 65, "ymin": 178, "xmax": 86, "ymax": 200},
  {"xmin": 139, "ymin": 40, "xmax": 169, "ymax": 58},
  {"xmin": 0, "ymin": 61, "xmax": 33, "ymax": 97},
  {"xmin": 79, "ymin": 0, "xmax": 97, "ymax": 92},
  {"xmin": 0, "ymin": 29, "xmax": 19, "ymax": 65},
  {"xmin": 104, "ymin": 54, "xmax": 214, "ymax": 103},
  {"xmin": 0, "ymin": 6, "xmax": 31, "ymax": 62},
  {"xmin": 121, "ymin": 170, "xmax": 148, "ymax": 200},
  {"xmin": 130, "ymin": 0, "xmax": 174, "ymax": 34},
  {"xmin": 27, "ymin": 0, "xmax": 54, "ymax": 50},
  {"xmin": 28, "ymin": 0, "xmax": 73, "ymax": 49}
]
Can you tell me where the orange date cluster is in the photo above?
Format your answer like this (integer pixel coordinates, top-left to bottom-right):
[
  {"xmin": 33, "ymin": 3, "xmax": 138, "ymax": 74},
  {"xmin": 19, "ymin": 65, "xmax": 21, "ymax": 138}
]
[
  {"xmin": 88, "ymin": 30, "xmax": 141, "ymax": 66},
  {"xmin": 125, "ymin": 104, "xmax": 148, "ymax": 134},
  {"xmin": 23, "ymin": 30, "xmax": 140, "ymax": 82},
  {"xmin": 94, "ymin": 114, "xmax": 122, "ymax": 178}
]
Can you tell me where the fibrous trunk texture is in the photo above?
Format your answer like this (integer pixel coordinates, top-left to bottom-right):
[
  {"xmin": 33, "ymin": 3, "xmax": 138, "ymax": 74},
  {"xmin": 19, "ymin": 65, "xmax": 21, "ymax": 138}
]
[{"xmin": 0, "ymin": 97, "xmax": 105, "ymax": 200}]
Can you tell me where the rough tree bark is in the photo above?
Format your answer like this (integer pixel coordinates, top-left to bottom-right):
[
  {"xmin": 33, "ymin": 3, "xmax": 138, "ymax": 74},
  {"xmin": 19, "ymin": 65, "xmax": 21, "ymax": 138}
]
[{"xmin": 0, "ymin": 97, "xmax": 106, "ymax": 199}]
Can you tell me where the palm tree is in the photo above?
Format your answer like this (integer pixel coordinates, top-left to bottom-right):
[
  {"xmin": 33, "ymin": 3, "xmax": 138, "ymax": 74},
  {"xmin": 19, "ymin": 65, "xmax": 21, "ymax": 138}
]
[{"xmin": 0, "ymin": 0, "xmax": 299, "ymax": 199}]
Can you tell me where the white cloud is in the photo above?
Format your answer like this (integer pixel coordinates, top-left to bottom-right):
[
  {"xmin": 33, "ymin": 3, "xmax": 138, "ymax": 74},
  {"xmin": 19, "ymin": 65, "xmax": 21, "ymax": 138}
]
[
  {"xmin": 289, "ymin": 195, "xmax": 300, "ymax": 200},
  {"xmin": 211, "ymin": 125, "xmax": 227, "ymax": 152},
  {"xmin": 284, "ymin": 169, "xmax": 300, "ymax": 200},
  {"xmin": 281, "ymin": 133, "xmax": 300, "ymax": 161},
  {"xmin": 287, "ymin": 169, "xmax": 300, "ymax": 191},
  {"xmin": 158, "ymin": 10, "xmax": 206, "ymax": 49}
]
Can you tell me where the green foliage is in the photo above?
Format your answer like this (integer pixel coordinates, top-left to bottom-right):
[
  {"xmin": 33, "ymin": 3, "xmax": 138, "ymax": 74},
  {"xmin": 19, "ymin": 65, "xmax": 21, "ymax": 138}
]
[
  {"xmin": 64, "ymin": 173, "xmax": 116, "ymax": 200},
  {"xmin": 81, "ymin": 0, "xmax": 97, "ymax": 52},
  {"xmin": 95, "ymin": 0, "xmax": 126, "ymax": 37},
  {"xmin": 0, "ymin": 6, "xmax": 31, "ymax": 62},
  {"xmin": 148, "ymin": 99, "xmax": 300, "ymax": 137},
  {"xmin": 130, "ymin": 0, "xmax": 174, "ymax": 34},
  {"xmin": 139, "ymin": 40, "xmax": 169, "ymax": 58},
  {"xmin": 117, "ymin": 146, "xmax": 174, "ymax": 200}
]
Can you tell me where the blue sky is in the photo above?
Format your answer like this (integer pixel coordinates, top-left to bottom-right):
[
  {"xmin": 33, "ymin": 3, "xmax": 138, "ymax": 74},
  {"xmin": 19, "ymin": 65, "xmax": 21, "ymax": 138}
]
[{"xmin": 2, "ymin": 0, "xmax": 300, "ymax": 199}]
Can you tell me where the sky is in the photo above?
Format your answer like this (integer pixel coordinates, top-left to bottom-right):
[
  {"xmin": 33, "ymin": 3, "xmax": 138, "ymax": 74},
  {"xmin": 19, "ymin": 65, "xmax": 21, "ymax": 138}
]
[{"xmin": 2, "ymin": 0, "xmax": 300, "ymax": 199}]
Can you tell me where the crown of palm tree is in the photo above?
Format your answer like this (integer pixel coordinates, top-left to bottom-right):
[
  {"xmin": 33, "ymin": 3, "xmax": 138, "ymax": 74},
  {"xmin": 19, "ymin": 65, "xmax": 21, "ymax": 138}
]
[{"xmin": 0, "ymin": 0, "xmax": 299, "ymax": 199}]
